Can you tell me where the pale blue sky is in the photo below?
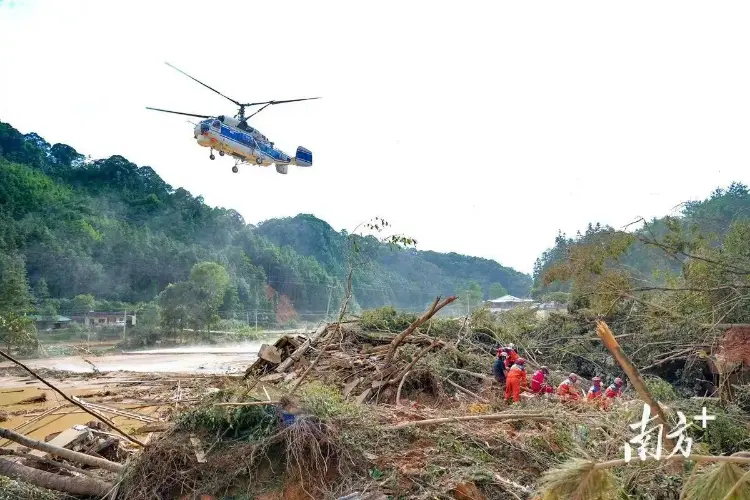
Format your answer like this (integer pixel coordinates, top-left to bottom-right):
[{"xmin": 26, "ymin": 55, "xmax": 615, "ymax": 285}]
[{"xmin": 1, "ymin": 1, "xmax": 749, "ymax": 274}]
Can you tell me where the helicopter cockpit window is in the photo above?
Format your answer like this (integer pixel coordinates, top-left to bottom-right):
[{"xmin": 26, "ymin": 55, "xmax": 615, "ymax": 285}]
[{"xmin": 212, "ymin": 120, "xmax": 221, "ymax": 128}]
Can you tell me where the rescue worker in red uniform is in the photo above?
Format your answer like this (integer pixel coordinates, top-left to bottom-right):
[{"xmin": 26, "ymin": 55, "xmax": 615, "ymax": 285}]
[
  {"xmin": 530, "ymin": 366, "xmax": 553, "ymax": 394},
  {"xmin": 557, "ymin": 373, "xmax": 580, "ymax": 401},
  {"xmin": 504, "ymin": 357, "xmax": 527, "ymax": 404},
  {"xmin": 493, "ymin": 350, "xmax": 508, "ymax": 384},
  {"xmin": 587, "ymin": 376, "xmax": 603, "ymax": 400},
  {"xmin": 605, "ymin": 377, "xmax": 624, "ymax": 398},
  {"xmin": 503, "ymin": 343, "xmax": 519, "ymax": 370}
]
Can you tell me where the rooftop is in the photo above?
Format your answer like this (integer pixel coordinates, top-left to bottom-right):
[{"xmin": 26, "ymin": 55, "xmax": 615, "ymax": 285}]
[{"xmin": 486, "ymin": 295, "xmax": 534, "ymax": 304}]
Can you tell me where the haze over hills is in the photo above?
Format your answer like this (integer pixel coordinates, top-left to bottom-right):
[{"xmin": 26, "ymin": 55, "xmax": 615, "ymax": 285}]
[{"xmin": 0, "ymin": 120, "xmax": 531, "ymax": 321}]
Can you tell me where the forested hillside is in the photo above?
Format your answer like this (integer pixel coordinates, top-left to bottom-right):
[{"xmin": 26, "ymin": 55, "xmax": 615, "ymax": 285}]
[
  {"xmin": 532, "ymin": 182, "xmax": 750, "ymax": 314},
  {"xmin": 0, "ymin": 120, "xmax": 530, "ymax": 328}
]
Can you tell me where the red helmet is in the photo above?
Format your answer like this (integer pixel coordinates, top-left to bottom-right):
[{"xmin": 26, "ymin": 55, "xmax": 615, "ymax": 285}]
[
  {"xmin": 614, "ymin": 377, "xmax": 623, "ymax": 386},
  {"xmin": 592, "ymin": 376, "xmax": 602, "ymax": 384},
  {"xmin": 516, "ymin": 358, "xmax": 526, "ymax": 365}
]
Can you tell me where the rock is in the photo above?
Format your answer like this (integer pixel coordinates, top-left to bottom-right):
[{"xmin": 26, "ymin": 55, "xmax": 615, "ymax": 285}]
[
  {"xmin": 260, "ymin": 372, "xmax": 286, "ymax": 382},
  {"xmin": 343, "ymin": 377, "xmax": 362, "ymax": 397},
  {"xmin": 454, "ymin": 482, "xmax": 486, "ymax": 500},
  {"xmin": 259, "ymin": 344, "xmax": 282, "ymax": 364}
]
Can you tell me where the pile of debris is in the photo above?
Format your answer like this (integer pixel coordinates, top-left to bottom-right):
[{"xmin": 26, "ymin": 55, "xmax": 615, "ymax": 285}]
[{"xmin": 244, "ymin": 296, "xmax": 490, "ymax": 405}]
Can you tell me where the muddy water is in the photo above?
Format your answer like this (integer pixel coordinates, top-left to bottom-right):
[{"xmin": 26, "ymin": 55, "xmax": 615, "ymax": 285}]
[
  {"xmin": 0, "ymin": 383, "xmax": 157, "ymax": 446},
  {"xmin": 0, "ymin": 336, "xmax": 284, "ymax": 447},
  {"xmin": 0, "ymin": 336, "xmax": 283, "ymax": 375}
]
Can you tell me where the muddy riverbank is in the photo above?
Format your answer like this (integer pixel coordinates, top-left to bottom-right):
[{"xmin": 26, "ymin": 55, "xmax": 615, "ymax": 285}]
[{"xmin": 0, "ymin": 336, "xmax": 284, "ymax": 375}]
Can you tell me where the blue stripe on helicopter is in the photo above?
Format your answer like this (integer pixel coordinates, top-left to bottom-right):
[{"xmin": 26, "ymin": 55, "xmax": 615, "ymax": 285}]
[{"xmin": 216, "ymin": 126, "xmax": 290, "ymax": 162}]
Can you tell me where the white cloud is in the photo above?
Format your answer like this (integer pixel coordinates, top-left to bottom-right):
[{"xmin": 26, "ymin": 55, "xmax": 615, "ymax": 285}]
[{"xmin": 1, "ymin": 0, "xmax": 749, "ymax": 274}]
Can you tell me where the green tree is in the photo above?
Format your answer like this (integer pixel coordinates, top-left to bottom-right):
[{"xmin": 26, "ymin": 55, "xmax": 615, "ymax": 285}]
[
  {"xmin": 71, "ymin": 294, "xmax": 96, "ymax": 314},
  {"xmin": 188, "ymin": 262, "xmax": 231, "ymax": 333},
  {"xmin": 488, "ymin": 282, "xmax": 508, "ymax": 299},
  {"xmin": 0, "ymin": 253, "xmax": 37, "ymax": 353},
  {"xmin": 157, "ymin": 282, "xmax": 193, "ymax": 337},
  {"xmin": 0, "ymin": 253, "xmax": 33, "ymax": 315}
]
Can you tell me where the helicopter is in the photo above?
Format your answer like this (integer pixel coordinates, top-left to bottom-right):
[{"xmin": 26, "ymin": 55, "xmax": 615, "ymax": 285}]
[{"xmin": 146, "ymin": 62, "xmax": 319, "ymax": 174}]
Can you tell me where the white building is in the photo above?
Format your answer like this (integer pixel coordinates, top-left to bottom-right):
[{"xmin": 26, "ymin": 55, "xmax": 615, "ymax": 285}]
[{"xmin": 485, "ymin": 295, "xmax": 535, "ymax": 312}]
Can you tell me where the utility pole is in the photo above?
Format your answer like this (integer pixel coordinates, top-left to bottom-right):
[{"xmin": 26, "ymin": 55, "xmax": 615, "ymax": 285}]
[
  {"xmin": 325, "ymin": 284, "xmax": 333, "ymax": 322},
  {"xmin": 122, "ymin": 310, "xmax": 127, "ymax": 337},
  {"xmin": 246, "ymin": 311, "xmax": 249, "ymax": 326},
  {"xmin": 254, "ymin": 311, "xmax": 258, "ymax": 330}
]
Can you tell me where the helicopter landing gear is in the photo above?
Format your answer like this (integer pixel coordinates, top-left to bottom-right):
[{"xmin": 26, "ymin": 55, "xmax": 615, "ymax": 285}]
[
  {"xmin": 232, "ymin": 165, "xmax": 239, "ymax": 173},
  {"xmin": 255, "ymin": 157, "xmax": 263, "ymax": 165},
  {"xmin": 219, "ymin": 151, "xmax": 224, "ymax": 156},
  {"xmin": 209, "ymin": 148, "xmax": 215, "ymax": 160}
]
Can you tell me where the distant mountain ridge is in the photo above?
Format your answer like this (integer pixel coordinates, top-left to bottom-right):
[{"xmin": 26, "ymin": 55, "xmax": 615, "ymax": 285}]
[{"xmin": 0, "ymin": 120, "xmax": 531, "ymax": 317}]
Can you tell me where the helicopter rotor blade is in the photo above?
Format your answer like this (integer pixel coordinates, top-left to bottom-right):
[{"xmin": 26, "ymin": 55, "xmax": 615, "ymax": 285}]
[
  {"xmin": 165, "ymin": 62, "xmax": 242, "ymax": 107},
  {"xmin": 146, "ymin": 107, "xmax": 212, "ymax": 119},
  {"xmin": 242, "ymin": 97, "xmax": 321, "ymax": 107},
  {"xmin": 240, "ymin": 97, "xmax": 321, "ymax": 122}
]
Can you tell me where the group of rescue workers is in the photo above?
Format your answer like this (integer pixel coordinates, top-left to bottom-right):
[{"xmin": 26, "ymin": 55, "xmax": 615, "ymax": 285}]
[{"xmin": 492, "ymin": 343, "xmax": 625, "ymax": 406}]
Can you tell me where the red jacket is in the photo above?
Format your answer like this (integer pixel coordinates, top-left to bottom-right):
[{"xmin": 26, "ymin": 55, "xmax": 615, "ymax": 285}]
[
  {"xmin": 605, "ymin": 384, "xmax": 622, "ymax": 398},
  {"xmin": 504, "ymin": 350, "xmax": 519, "ymax": 369},
  {"xmin": 557, "ymin": 379, "xmax": 579, "ymax": 399},
  {"xmin": 587, "ymin": 384, "xmax": 603, "ymax": 400},
  {"xmin": 530, "ymin": 370, "xmax": 547, "ymax": 392}
]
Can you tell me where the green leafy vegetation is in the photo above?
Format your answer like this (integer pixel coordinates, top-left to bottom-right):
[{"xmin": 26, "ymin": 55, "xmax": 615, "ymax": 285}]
[{"xmin": 0, "ymin": 120, "xmax": 532, "ymax": 350}]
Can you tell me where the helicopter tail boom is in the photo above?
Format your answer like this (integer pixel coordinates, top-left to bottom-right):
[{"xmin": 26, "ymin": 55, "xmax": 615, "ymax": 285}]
[{"xmin": 293, "ymin": 146, "xmax": 313, "ymax": 167}]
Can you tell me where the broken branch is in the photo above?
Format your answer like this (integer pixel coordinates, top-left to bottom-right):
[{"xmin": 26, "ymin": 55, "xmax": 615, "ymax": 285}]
[{"xmin": 385, "ymin": 295, "xmax": 457, "ymax": 363}]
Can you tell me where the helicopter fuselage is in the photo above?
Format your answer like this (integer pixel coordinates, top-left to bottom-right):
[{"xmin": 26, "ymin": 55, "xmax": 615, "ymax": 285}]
[{"xmin": 194, "ymin": 116, "xmax": 293, "ymax": 168}]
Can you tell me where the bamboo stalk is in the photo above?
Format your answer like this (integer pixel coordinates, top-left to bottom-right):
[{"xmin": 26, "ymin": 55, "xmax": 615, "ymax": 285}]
[
  {"xmin": 595, "ymin": 320, "xmax": 676, "ymax": 450},
  {"xmin": 388, "ymin": 413, "xmax": 553, "ymax": 430}
]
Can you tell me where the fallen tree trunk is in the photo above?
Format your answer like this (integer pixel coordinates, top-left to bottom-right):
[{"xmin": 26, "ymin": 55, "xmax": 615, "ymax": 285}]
[
  {"xmin": 443, "ymin": 378, "xmax": 490, "ymax": 403},
  {"xmin": 385, "ymin": 296, "xmax": 457, "ymax": 363},
  {"xmin": 595, "ymin": 320, "xmax": 676, "ymax": 450},
  {"xmin": 0, "ymin": 458, "xmax": 113, "ymax": 497},
  {"xmin": 0, "ymin": 427, "xmax": 123, "ymax": 472},
  {"xmin": 0, "ymin": 448, "xmax": 97, "ymax": 478},
  {"xmin": 388, "ymin": 412, "xmax": 553, "ymax": 429}
]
